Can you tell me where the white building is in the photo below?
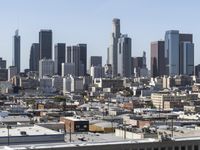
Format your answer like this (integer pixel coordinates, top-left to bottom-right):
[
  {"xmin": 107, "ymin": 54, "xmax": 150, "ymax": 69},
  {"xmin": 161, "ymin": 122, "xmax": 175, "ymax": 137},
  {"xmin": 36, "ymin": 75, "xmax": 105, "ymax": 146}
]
[
  {"xmin": 63, "ymin": 75, "xmax": 84, "ymax": 94},
  {"xmin": 63, "ymin": 76, "xmax": 72, "ymax": 94},
  {"xmin": 61, "ymin": 63, "xmax": 75, "ymax": 77},
  {"xmin": 39, "ymin": 59, "xmax": 54, "ymax": 78}
]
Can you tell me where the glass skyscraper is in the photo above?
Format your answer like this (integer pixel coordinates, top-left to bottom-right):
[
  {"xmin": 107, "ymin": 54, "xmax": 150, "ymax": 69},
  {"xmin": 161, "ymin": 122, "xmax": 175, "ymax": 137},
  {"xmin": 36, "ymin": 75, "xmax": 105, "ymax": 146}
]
[{"xmin": 39, "ymin": 30, "xmax": 52, "ymax": 60}]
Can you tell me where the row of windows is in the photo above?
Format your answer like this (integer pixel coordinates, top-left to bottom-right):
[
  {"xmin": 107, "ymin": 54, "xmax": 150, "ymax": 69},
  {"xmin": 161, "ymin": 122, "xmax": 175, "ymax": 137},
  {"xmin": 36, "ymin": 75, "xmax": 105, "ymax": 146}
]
[{"xmin": 124, "ymin": 145, "xmax": 199, "ymax": 150}]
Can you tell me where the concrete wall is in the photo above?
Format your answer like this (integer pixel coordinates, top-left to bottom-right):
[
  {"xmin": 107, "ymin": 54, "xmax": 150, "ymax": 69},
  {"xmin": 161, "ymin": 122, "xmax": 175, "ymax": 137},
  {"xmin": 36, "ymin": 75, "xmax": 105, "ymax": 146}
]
[
  {"xmin": 18, "ymin": 139, "xmax": 200, "ymax": 150},
  {"xmin": 0, "ymin": 134, "xmax": 64, "ymax": 145}
]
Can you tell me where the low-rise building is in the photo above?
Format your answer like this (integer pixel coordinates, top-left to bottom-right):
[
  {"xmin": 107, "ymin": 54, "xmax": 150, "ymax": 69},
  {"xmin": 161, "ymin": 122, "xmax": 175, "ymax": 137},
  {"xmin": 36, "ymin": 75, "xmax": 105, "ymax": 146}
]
[{"xmin": 60, "ymin": 116, "xmax": 89, "ymax": 133}]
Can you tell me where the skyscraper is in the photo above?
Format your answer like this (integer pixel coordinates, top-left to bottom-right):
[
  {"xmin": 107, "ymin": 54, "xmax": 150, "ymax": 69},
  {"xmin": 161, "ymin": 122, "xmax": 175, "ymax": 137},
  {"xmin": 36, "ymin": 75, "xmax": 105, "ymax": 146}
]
[
  {"xmin": 66, "ymin": 44, "xmax": 87, "ymax": 76},
  {"xmin": 108, "ymin": 18, "xmax": 121, "ymax": 77},
  {"xmin": 117, "ymin": 35, "xmax": 132, "ymax": 77},
  {"xmin": 151, "ymin": 41, "xmax": 165, "ymax": 77},
  {"xmin": 39, "ymin": 30, "xmax": 52, "ymax": 59},
  {"xmin": 29, "ymin": 43, "xmax": 40, "ymax": 72},
  {"xmin": 179, "ymin": 34, "xmax": 193, "ymax": 75},
  {"xmin": 165, "ymin": 30, "xmax": 179, "ymax": 76},
  {"xmin": 13, "ymin": 29, "xmax": 20, "ymax": 73},
  {"xmin": 181, "ymin": 42, "xmax": 194, "ymax": 75},
  {"xmin": 165, "ymin": 30, "xmax": 194, "ymax": 76},
  {"xmin": 66, "ymin": 46, "xmax": 72, "ymax": 63},
  {"xmin": 90, "ymin": 56, "xmax": 102, "ymax": 68},
  {"xmin": 54, "ymin": 43, "xmax": 66, "ymax": 75},
  {"xmin": 78, "ymin": 44, "xmax": 87, "ymax": 75}
]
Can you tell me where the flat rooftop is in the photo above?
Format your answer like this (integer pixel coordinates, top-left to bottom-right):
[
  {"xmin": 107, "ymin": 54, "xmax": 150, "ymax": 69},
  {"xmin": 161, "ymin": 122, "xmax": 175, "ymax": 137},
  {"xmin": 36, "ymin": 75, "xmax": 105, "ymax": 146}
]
[
  {"xmin": 0, "ymin": 125, "xmax": 63, "ymax": 137},
  {"xmin": 2, "ymin": 131, "xmax": 200, "ymax": 149},
  {"xmin": 61, "ymin": 116, "xmax": 88, "ymax": 122}
]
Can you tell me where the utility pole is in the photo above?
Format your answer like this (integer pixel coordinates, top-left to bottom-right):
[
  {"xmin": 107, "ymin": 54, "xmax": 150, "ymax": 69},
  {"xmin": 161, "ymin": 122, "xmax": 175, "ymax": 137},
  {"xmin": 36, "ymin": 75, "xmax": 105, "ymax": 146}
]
[
  {"xmin": 69, "ymin": 122, "xmax": 72, "ymax": 142},
  {"xmin": 7, "ymin": 125, "xmax": 11, "ymax": 146},
  {"xmin": 171, "ymin": 118, "xmax": 174, "ymax": 138}
]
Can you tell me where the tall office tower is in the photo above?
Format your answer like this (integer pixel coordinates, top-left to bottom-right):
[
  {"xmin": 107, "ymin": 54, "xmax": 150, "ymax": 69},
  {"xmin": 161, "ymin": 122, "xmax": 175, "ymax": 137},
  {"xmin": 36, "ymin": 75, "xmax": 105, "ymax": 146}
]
[
  {"xmin": 78, "ymin": 44, "xmax": 87, "ymax": 75},
  {"xmin": 66, "ymin": 46, "xmax": 72, "ymax": 63},
  {"xmin": 13, "ymin": 30, "xmax": 20, "ymax": 73},
  {"xmin": 54, "ymin": 43, "xmax": 66, "ymax": 75},
  {"xmin": 165, "ymin": 30, "xmax": 194, "ymax": 76},
  {"xmin": 90, "ymin": 56, "xmax": 102, "ymax": 68},
  {"xmin": 66, "ymin": 44, "xmax": 87, "ymax": 76},
  {"xmin": 29, "ymin": 43, "xmax": 40, "ymax": 71},
  {"xmin": 0, "ymin": 58, "xmax": 6, "ymax": 69},
  {"xmin": 39, "ymin": 30, "xmax": 52, "ymax": 59},
  {"xmin": 117, "ymin": 35, "xmax": 132, "ymax": 77},
  {"xmin": 142, "ymin": 51, "xmax": 147, "ymax": 68},
  {"xmin": 107, "ymin": 18, "xmax": 121, "ymax": 77},
  {"xmin": 179, "ymin": 34, "xmax": 194, "ymax": 75},
  {"xmin": 151, "ymin": 41, "xmax": 165, "ymax": 77},
  {"xmin": 165, "ymin": 30, "xmax": 179, "ymax": 76},
  {"xmin": 39, "ymin": 59, "xmax": 54, "ymax": 78},
  {"xmin": 71, "ymin": 46, "xmax": 81, "ymax": 76}
]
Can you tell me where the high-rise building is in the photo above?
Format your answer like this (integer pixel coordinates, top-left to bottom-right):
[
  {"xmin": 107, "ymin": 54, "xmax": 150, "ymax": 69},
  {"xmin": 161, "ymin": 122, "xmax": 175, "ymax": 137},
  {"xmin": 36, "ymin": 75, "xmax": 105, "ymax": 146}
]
[
  {"xmin": 8, "ymin": 66, "xmax": 17, "ymax": 81},
  {"xmin": 0, "ymin": 69, "xmax": 8, "ymax": 81},
  {"xmin": 90, "ymin": 56, "xmax": 102, "ymax": 68},
  {"xmin": 90, "ymin": 66, "xmax": 104, "ymax": 79},
  {"xmin": 107, "ymin": 18, "xmax": 121, "ymax": 77},
  {"xmin": 179, "ymin": 34, "xmax": 193, "ymax": 75},
  {"xmin": 0, "ymin": 58, "xmax": 6, "ymax": 69},
  {"xmin": 78, "ymin": 44, "xmax": 87, "ymax": 75},
  {"xmin": 117, "ymin": 35, "xmax": 132, "ymax": 77},
  {"xmin": 13, "ymin": 30, "xmax": 20, "ymax": 73},
  {"xmin": 165, "ymin": 30, "xmax": 194, "ymax": 76},
  {"xmin": 180, "ymin": 42, "xmax": 194, "ymax": 75},
  {"xmin": 61, "ymin": 63, "xmax": 75, "ymax": 77},
  {"xmin": 151, "ymin": 41, "xmax": 165, "ymax": 77},
  {"xmin": 66, "ymin": 44, "xmax": 87, "ymax": 76},
  {"xmin": 54, "ymin": 43, "xmax": 66, "ymax": 75},
  {"xmin": 39, "ymin": 30, "xmax": 52, "ymax": 59},
  {"xmin": 39, "ymin": 59, "xmax": 54, "ymax": 78},
  {"xmin": 29, "ymin": 43, "xmax": 40, "ymax": 72},
  {"xmin": 104, "ymin": 64, "xmax": 112, "ymax": 78},
  {"xmin": 195, "ymin": 64, "xmax": 200, "ymax": 78},
  {"xmin": 165, "ymin": 30, "xmax": 179, "ymax": 76},
  {"xmin": 66, "ymin": 46, "xmax": 72, "ymax": 63}
]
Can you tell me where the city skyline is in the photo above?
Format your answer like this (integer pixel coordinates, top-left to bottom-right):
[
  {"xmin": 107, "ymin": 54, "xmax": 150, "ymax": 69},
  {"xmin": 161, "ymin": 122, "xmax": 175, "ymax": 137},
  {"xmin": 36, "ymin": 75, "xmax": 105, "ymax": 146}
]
[{"xmin": 1, "ymin": 0, "xmax": 200, "ymax": 70}]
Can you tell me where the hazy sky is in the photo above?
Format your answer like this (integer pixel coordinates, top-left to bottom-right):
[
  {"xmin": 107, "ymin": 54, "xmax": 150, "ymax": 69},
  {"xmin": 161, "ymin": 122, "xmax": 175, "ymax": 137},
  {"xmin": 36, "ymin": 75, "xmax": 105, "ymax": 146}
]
[{"xmin": 0, "ymin": 0, "xmax": 200, "ymax": 70}]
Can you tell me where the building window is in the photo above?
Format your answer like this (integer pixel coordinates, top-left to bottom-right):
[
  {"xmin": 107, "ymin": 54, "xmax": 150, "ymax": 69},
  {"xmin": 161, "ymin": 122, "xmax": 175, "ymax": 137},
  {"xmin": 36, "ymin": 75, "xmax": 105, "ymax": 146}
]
[
  {"xmin": 174, "ymin": 146, "xmax": 179, "ymax": 150},
  {"xmin": 187, "ymin": 145, "xmax": 192, "ymax": 150},
  {"xmin": 168, "ymin": 147, "xmax": 173, "ymax": 150},
  {"xmin": 194, "ymin": 145, "xmax": 198, "ymax": 150},
  {"xmin": 181, "ymin": 146, "xmax": 185, "ymax": 150}
]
